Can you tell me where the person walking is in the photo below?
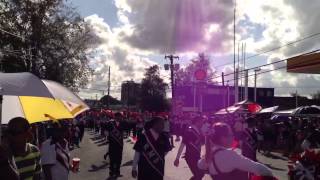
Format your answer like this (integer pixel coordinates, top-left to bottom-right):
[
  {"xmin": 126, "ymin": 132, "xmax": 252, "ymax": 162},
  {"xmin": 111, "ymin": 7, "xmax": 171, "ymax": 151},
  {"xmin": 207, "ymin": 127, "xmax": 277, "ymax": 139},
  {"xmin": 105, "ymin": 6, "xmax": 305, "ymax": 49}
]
[
  {"xmin": 78, "ymin": 121, "xmax": 85, "ymax": 143},
  {"xmin": 241, "ymin": 118, "xmax": 259, "ymax": 162},
  {"xmin": 198, "ymin": 122, "xmax": 274, "ymax": 180},
  {"xmin": 106, "ymin": 112, "xmax": 127, "ymax": 179},
  {"xmin": 132, "ymin": 116, "xmax": 172, "ymax": 180},
  {"xmin": 174, "ymin": 116, "xmax": 206, "ymax": 180},
  {"xmin": 71, "ymin": 124, "xmax": 80, "ymax": 148},
  {"xmin": 41, "ymin": 123, "xmax": 70, "ymax": 180}
]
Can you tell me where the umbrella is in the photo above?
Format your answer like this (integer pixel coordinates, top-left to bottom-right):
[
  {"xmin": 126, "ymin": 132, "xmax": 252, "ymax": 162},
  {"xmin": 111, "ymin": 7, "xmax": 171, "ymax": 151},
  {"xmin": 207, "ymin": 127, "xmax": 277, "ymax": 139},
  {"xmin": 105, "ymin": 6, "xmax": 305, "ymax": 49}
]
[
  {"xmin": 0, "ymin": 72, "xmax": 54, "ymax": 98},
  {"xmin": 215, "ymin": 106, "xmax": 242, "ymax": 115},
  {"xmin": 0, "ymin": 72, "xmax": 89, "ymax": 141},
  {"xmin": 0, "ymin": 73, "xmax": 87, "ymax": 104},
  {"xmin": 2, "ymin": 96, "xmax": 88, "ymax": 124}
]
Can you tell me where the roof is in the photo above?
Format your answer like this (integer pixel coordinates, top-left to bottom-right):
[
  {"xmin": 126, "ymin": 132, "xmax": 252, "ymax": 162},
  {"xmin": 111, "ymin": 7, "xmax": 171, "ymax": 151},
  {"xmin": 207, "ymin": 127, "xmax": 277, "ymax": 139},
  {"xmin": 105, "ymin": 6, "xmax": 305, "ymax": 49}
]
[{"xmin": 287, "ymin": 51, "xmax": 320, "ymax": 74}]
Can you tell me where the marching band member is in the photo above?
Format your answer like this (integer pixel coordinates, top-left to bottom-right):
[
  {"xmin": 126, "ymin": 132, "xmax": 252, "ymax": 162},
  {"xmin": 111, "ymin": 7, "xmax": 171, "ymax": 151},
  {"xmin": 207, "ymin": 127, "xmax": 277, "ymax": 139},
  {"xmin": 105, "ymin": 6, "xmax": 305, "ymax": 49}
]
[
  {"xmin": 301, "ymin": 129, "xmax": 320, "ymax": 150},
  {"xmin": 174, "ymin": 116, "xmax": 206, "ymax": 180},
  {"xmin": 132, "ymin": 116, "xmax": 172, "ymax": 180},
  {"xmin": 106, "ymin": 112, "xmax": 127, "ymax": 178},
  {"xmin": 198, "ymin": 122, "xmax": 273, "ymax": 180},
  {"xmin": 241, "ymin": 118, "xmax": 259, "ymax": 162}
]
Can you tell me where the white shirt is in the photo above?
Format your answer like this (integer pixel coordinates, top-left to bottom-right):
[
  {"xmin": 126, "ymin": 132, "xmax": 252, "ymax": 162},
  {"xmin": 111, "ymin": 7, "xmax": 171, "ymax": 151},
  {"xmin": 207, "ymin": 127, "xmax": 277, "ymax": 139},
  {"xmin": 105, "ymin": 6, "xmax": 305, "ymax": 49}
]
[
  {"xmin": 198, "ymin": 146, "xmax": 273, "ymax": 177},
  {"xmin": 41, "ymin": 139, "xmax": 69, "ymax": 180}
]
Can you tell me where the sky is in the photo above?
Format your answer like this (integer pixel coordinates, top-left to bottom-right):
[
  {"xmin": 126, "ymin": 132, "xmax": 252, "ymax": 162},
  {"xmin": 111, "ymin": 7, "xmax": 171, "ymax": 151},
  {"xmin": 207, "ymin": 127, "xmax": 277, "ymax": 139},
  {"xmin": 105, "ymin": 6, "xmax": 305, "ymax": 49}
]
[{"xmin": 70, "ymin": 0, "xmax": 320, "ymax": 100}]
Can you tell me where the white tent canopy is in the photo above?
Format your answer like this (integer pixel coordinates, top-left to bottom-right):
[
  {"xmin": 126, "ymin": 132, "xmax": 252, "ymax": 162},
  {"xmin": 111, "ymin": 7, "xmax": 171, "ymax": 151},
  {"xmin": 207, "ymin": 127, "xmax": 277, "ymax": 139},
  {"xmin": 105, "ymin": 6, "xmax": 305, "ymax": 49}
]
[
  {"xmin": 273, "ymin": 109, "xmax": 295, "ymax": 116},
  {"xmin": 258, "ymin": 106, "xmax": 279, "ymax": 114},
  {"xmin": 215, "ymin": 106, "xmax": 242, "ymax": 115}
]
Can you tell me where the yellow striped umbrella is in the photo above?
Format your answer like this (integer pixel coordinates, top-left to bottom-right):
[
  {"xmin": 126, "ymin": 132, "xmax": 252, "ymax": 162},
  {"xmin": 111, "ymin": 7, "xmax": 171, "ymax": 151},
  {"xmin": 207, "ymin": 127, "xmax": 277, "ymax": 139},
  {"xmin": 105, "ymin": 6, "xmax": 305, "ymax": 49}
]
[{"xmin": 2, "ymin": 96, "xmax": 88, "ymax": 124}]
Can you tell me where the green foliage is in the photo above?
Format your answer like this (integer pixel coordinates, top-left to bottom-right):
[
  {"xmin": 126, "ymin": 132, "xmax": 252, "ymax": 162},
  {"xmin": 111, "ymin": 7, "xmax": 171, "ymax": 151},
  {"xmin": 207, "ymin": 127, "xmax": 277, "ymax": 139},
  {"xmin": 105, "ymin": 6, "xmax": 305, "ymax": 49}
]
[
  {"xmin": 140, "ymin": 65, "xmax": 169, "ymax": 112},
  {"xmin": 0, "ymin": 0, "xmax": 94, "ymax": 91},
  {"xmin": 312, "ymin": 91, "xmax": 320, "ymax": 100},
  {"xmin": 175, "ymin": 53, "xmax": 216, "ymax": 86},
  {"xmin": 100, "ymin": 95, "xmax": 121, "ymax": 105}
]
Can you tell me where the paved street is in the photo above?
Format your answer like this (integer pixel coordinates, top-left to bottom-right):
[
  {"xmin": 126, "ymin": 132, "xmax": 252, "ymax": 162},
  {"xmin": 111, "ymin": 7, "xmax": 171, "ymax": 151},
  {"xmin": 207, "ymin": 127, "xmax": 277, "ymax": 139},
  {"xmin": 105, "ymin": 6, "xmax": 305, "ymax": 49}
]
[{"xmin": 70, "ymin": 130, "xmax": 288, "ymax": 180}]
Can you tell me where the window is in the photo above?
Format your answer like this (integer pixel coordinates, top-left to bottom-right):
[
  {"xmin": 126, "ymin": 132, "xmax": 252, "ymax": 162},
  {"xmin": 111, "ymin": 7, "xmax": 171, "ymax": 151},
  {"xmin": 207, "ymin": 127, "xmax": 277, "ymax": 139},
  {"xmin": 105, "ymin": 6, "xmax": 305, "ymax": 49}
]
[
  {"xmin": 259, "ymin": 90, "xmax": 264, "ymax": 97},
  {"xmin": 267, "ymin": 91, "xmax": 273, "ymax": 97}
]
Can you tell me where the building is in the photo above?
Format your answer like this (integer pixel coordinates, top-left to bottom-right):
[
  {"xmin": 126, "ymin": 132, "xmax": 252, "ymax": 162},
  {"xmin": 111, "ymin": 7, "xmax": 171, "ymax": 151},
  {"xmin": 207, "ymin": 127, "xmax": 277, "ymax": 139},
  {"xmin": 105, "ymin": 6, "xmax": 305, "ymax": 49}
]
[
  {"xmin": 121, "ymin": 81, "xmax": 141, "ymax": 106},
  {"xmin": 175, "ymin": 85, "xmax": 274, "ymax": 113}
]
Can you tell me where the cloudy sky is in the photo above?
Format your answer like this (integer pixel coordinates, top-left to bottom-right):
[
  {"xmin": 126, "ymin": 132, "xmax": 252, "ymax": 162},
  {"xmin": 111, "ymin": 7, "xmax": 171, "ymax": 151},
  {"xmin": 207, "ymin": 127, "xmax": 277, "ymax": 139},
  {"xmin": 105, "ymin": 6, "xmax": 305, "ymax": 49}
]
[{"xmin": 70, "ymin": 0, "xmax": 320, "ymax": 100}]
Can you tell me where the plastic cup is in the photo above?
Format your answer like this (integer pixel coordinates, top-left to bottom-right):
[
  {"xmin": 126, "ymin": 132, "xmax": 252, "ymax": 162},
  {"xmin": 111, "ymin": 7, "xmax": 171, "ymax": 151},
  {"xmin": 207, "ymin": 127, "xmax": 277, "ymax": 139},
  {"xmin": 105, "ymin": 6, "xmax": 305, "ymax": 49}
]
[{"xmin": 72, "ymin": 157, "xmax": 80, "ymax": 172}]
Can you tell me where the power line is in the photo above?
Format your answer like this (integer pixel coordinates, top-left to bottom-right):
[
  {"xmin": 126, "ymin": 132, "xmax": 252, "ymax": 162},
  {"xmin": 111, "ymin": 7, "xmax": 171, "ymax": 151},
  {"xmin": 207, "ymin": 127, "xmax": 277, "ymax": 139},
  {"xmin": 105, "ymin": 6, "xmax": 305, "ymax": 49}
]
[
  {"xmin": 211, "ymin": 48, "xmax": 320, "ymax": 80},
  {"xmin": 270, "ymin": 86, "xmax": 320, "ymax": 89},
  {"xmin": 215, "ymin": 31, "xmax": 320, "ymax": 68},
  {"xmin": 216, "ymin": 65, "xmax": 287, "ymax": 84}
]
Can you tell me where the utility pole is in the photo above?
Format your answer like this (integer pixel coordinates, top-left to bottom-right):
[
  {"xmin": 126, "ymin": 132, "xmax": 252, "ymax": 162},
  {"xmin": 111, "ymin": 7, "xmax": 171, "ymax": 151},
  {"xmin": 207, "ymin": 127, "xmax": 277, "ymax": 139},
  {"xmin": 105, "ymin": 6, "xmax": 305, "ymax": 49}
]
[
  {"xmin": 254, "ymin": 68, "xmax": 261, "ymax": 102},
  {"xmin": 235, "ymin": 68, "xmax": 239, "ymax": 103},
  {"xmin": 107, "ymin": 66, "xmax": 111, "ymax": 109},
  {"xmin": 295, "ymin": 90, "xmax": 298, "ymax": 108},
  {"xmin": 164, "ymin": 55, "xmax": 179, "ymax": 112},
  {"xmin": 227, "ymin": 81, "xmax": 230, "ymax": 107},
  {"xmin": 244, "ymin": 70, "xmax": 249, "ymax": 100},
  {"xmin": 234, "ymin": 0, "xmax": 237, "ymax": 103},
  {"xmin": 127, "ymin": 81, "xmax": 130, "ymax": 111},
  {"xmin": 222, "ymin": 72, "xmax": 225, "ymax": 86}
]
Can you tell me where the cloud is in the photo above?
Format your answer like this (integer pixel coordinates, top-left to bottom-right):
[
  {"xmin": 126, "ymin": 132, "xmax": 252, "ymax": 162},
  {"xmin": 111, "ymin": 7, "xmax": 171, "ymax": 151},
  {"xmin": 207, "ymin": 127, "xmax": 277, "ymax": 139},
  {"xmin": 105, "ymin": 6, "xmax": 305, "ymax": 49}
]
[
  {"xmin": 280, "ymin": 0, "xmax": 320, "ymax": 56},
  {"xmin": 231, "ymin": 0, "xmax": 320, "ymax": 97},
  {"xmin": 80, "ymin": 0, "xmax": 320, "ymax": 99},
  {"xmin": 115, "ymin": 0, "xmax": 235, "ymax": 54},
  {"xmin": 82, "ymin": 14, "xmax": 155, "ymax": 99}
]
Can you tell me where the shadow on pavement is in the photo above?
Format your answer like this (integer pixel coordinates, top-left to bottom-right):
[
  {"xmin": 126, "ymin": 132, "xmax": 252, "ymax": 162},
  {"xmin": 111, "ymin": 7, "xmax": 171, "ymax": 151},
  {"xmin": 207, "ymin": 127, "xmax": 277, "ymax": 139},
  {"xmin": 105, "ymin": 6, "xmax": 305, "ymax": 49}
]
[
  {"xmin": 265, "ymin": 153, "xmax": 288, "ymax": 161},
  {"xmin": 94, "ymin": 139, "xmax": 107, "ymax": 144},
  {"xmin": 97, "ymin": 142, "xmax": 109, "ymax": 147},
  {"xmin": 122, "ymin": 160, "xmax": 133, "ymax": 167},
  {"xmin": 264, "ymin": 163, "xmax": 286, "ymax": 171},
  {"xmin": 88, "ymin": 162, "xmax": 109, "ymax": 172},
  {"xmin": 90, "ymin": 136, "xmax": 104, "ymax": 141}
]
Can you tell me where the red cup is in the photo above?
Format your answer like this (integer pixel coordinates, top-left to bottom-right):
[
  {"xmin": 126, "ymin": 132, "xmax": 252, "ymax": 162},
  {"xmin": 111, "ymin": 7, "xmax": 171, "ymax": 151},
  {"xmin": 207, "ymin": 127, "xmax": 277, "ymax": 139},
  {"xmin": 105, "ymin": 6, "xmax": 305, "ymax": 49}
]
[
  {"xmin": 72, "ymin": 157, "xmax": 80, "ymax": 172},
  {"xmin": 251, "ymin": 176, "xmax": 278, "ymax": 180}
]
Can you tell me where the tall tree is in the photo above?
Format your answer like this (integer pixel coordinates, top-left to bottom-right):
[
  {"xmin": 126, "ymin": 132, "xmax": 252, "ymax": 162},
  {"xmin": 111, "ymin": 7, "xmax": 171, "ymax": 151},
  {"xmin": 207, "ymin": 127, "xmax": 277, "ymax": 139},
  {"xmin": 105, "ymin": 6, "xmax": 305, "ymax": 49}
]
[
  {"xmin": 100, "ymin": 95, "xmax": 121, "ymax": 106},
  {"xmin": 312, "ymin": 91, "xmax": 320, "ymax": 100},
  {"xmin": 140, "ymin": 65, "xmax": 169, "ymax": 112},
  {"xmin": 0, "ymin": 0, "xmax": 94, "ymax": 90},
  {"xmin": 175, "ymin": 53, "xmax": 216, "ymax": 86}
]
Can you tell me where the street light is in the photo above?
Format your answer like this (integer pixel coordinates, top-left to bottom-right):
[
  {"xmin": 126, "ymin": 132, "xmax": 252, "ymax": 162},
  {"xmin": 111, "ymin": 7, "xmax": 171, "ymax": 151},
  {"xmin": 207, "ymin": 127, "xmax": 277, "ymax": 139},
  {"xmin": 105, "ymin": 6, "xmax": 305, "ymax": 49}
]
[{"xmin": 254, "ymin": 68, "xmax": 261, "ymax": 102}]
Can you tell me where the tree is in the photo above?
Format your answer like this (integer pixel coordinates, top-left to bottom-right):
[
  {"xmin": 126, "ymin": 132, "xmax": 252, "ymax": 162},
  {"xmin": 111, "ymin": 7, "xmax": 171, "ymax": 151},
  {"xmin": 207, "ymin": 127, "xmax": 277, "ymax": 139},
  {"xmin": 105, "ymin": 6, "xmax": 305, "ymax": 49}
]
[
  {"xmin": 175, "ymin": 53, "xmax": 216, "ymax": 86},
  {"xmin": 290, "ymin": 92, "xmax": 301, "ymax": 97},
  {"xmin": 100, "ymin": 95, "xmax": 121, "ymax": 106},
  {"xmin": 312, "ymin": 91, "xmax": 320, "ymax": 100},
  {"xmin": 140, "ymin": 65, "xmax": 169, "ymax": 112},
  {"xmin": 0, "ymin": 0, "xmax": 94, "ymax": 90}
]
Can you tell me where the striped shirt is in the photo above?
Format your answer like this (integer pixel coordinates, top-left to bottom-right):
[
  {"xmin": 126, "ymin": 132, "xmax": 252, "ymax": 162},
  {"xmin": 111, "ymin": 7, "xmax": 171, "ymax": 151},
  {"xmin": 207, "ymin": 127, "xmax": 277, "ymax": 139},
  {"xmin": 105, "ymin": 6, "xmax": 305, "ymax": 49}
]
[{"xmin": 14, "ymin": 143, "xmax": 42, "ymax": 180}]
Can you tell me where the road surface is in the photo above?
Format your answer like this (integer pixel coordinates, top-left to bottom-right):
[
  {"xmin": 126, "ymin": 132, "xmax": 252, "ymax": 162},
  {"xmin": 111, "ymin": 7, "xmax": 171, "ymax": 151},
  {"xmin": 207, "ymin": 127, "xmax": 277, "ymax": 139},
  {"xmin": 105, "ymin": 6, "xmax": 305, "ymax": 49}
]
[{"xmin": 70, "ymin": 130, "xmax": 288, "ymax": 180}]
